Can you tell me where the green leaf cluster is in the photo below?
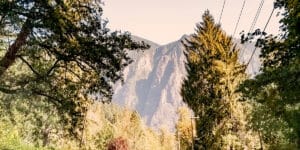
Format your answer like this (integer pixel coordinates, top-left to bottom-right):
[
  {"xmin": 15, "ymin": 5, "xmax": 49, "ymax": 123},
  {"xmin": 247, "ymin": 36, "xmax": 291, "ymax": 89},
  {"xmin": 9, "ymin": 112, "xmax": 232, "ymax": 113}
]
[
  {"xmin": 0, "ymin": 0, "xmax": 149, "ymax": 139},
  {"xmin": 240, "ymin": 0, "xmax": 300, "ymax": 148}
]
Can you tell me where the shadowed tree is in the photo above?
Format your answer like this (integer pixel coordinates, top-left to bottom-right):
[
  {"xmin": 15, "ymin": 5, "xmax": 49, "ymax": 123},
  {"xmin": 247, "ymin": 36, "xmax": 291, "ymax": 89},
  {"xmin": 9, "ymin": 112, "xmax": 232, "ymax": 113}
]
[
  {"xmin": 240, "ymin": 0, "xmax": 300, "ymax": 148},
  {"xmin": 0, "ymin": 0, "xmax": 149, "ymax": 138}
]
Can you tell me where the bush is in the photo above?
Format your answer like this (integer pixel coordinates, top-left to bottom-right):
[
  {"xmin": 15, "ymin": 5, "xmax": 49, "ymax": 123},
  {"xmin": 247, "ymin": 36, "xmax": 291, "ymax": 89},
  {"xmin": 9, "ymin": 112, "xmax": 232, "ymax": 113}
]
[{"xmin": 107, "ymin": 137, "xmax": 128, "ymax": 150}]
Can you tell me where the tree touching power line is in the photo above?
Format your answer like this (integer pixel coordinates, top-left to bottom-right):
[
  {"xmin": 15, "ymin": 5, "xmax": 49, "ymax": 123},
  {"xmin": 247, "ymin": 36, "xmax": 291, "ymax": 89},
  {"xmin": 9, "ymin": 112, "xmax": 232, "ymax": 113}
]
[
  {"xmin": 240, "ymin": 0, "xmax": 300, "ymax": 148},
  {"xmin": 181, "ymin": 11, "xmax": 257, "ymax": 149}
]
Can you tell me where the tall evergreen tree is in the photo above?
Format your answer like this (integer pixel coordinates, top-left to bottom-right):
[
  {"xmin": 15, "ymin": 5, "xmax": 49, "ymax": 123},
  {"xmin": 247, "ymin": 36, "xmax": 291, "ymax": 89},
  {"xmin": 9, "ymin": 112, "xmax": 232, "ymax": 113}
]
[
  {"xmin": 181, "ymin": 11, "xmax": 254, "ymax": 149},
  {"xmin": 0, "ymin": 0, "xmax": 148, "ymax": 138}
]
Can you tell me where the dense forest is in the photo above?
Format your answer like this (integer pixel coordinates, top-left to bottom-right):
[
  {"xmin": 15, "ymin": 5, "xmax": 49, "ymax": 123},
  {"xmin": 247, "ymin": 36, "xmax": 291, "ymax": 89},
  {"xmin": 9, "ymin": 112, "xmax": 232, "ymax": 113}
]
[{"xmin": 0, "ymin": 0, "xmax": 299, "ymax": 149}]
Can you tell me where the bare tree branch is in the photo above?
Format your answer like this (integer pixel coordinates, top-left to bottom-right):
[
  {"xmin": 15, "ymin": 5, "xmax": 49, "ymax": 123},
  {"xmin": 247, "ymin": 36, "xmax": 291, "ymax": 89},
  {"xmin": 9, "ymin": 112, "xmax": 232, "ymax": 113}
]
[
  {"xmin": 18, "ymin": 56, "xmax": 41, "ymax": 77},
  {"xmin": 46, "ymin": 59, "xmax": 60, "ymax": 76},
  {"xmin": 32, "ymin": 89, "xmax": 62, "ymax": 108}
]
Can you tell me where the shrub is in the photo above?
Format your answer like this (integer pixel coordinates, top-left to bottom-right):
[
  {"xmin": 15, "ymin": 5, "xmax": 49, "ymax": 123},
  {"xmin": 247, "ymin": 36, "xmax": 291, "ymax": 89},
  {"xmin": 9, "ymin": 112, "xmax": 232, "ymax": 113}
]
[{"xmin": 107, "ymin": 137, "xmax": 128, "ymax": 150}]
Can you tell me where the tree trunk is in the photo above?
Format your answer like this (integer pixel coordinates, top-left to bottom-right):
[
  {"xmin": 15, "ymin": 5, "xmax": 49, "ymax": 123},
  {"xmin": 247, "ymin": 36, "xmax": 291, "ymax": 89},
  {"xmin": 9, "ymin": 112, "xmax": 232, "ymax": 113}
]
[{"xmin": 0, "ymin": 21, "xmax": 30, "ymax": 77}]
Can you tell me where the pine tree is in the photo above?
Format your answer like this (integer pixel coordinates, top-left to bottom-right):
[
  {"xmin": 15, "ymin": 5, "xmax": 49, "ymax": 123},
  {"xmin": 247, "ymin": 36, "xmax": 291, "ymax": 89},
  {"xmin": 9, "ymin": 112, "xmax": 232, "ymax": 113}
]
[{"xmin": 181, "ymin": 11, "xmax": 252, "ymax": 149}]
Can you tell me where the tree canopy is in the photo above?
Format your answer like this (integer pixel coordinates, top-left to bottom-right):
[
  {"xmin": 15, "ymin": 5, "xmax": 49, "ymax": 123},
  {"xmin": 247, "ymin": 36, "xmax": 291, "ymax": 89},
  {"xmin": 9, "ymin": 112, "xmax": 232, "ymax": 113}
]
[
  {"xmin": 240, "ymin": 0, "xmax": 300, "ymax": 147},
  {"xmin": 0, "ymin": 0, "xmax": 149, "ymax": 137}
]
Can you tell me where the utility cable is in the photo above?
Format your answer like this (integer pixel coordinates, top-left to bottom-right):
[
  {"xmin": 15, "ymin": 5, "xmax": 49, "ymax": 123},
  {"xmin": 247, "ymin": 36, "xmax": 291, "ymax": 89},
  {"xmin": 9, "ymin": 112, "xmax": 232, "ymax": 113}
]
[
  {"xmin": 232, "ymin": 0, "xmax": 246, "ymax": 37},
  {"xmin": 240, "ymin": 0, "xmax": 264, "ymax": 61},
  {"xmin": 219, "ymin": 0, "xmax": 226, "ymax": 24},
  {"xmin": 248, "ymin": 0, "xmax": 265, "ymax": 33},
  {"xmin": 230, "ymin": 0, "xmax": 246, "ymax": 53},
  {"xmin": 245, "ymin": 7, "xmax": 275, "ymax": 69}
]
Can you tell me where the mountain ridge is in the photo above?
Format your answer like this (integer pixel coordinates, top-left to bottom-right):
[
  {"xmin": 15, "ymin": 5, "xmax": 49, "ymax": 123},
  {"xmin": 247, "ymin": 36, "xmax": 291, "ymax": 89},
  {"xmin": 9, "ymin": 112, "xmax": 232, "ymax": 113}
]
[{"xmin": 113, "ymin": 35, "xmax": 260, "ymax": 131}]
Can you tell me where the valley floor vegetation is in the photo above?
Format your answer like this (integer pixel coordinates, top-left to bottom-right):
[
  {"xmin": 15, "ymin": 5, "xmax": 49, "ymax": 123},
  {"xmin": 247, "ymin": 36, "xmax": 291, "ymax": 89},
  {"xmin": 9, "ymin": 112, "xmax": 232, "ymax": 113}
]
[{"xmin": 0, "ymin": 96, "xmax": 176, "ymax": 149}]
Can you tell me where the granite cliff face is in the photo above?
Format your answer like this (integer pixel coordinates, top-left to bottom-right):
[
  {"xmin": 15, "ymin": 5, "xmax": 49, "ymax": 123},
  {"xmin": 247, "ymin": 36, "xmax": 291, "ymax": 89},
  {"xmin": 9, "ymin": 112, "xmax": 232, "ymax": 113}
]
[{"xmin": 113, "ymin": 35, "xmax": 260, "ymax": 131}]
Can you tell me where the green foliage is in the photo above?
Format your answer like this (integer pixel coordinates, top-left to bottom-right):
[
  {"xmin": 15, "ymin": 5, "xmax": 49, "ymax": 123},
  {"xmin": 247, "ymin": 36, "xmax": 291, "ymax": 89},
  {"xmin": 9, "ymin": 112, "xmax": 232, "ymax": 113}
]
[
  {"xmin": 240, "ymin": 0, "xmax": 300, "ymax": 148},
  {"xmin": 94, "ymin": 124, "xmax": 114, "ymax": 149},
  {"xmin": 0, "ymin": 40, "xmax": 174, "ymax": 149},
  {"xmin": 0, "ymin": 91, "xmax": 65, "ymax": 148},
  {"xmin": 0, "ymin": 121, "xmax": 49, "ymax": 150},
  {"xmin": 175, "ymin": 107, "xmax": 193, "ymax": 150},
  {"xmin": 181, "ymin": 11, "xmax": 256, "ymax": 149},
  {"xmin": 0, "ymin": 94, "xmax": 176, "ymax": 149},
  {"xmin": 0, "ymin": 0, "xmax": 149, "ymax": 139}
]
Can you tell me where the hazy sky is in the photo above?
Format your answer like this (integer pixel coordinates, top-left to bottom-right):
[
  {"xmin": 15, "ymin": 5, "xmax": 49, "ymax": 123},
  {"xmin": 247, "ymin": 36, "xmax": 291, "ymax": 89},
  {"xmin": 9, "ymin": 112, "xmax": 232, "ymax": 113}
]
[{"xmin": 103, "ymin": 0, "xmax": 281, "ymax": 45}]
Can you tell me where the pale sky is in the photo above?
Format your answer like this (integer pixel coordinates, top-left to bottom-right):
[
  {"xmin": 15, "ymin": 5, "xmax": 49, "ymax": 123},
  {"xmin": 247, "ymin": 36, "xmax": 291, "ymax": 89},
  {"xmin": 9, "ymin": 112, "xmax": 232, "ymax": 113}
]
[{"xmin": 103, "ymin": 0, "xmax": 281, "ymax": 45}]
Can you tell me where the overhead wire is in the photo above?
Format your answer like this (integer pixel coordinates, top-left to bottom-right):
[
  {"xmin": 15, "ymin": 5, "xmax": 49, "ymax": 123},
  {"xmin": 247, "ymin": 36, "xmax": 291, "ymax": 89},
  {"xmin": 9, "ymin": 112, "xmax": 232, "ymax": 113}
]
[
  {"xmin": 230, "ymin": 0, "xmax": 246, "ymax": 53},
  {"xmin": 245, "ymin": 7, "xmax": 275, "ymax": 68},
  {"xmin": 248, "ymin": 0, "xmax": 265, "ymax": 33},
  {"xmin": 232, "ymin": 0, "xmax": 246, "ymax": 37},
  {"xmin": 219, "ymin": 0, "xmax": 226, "ymax": 24},
  {"xmin": 240, "ymin": 0, "xmax": 265, "ymax": 61}
]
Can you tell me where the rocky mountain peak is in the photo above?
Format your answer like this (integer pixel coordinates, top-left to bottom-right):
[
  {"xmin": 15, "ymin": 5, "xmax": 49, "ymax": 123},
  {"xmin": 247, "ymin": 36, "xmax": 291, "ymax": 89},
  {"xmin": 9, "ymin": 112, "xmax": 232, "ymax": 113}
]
[{"xmin": 113, "ymin": 35, "xmax": 260, "ymax": 131}]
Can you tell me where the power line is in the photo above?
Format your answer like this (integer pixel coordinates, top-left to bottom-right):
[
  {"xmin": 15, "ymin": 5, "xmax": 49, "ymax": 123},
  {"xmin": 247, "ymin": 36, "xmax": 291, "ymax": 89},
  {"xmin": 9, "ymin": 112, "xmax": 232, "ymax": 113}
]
[
  {"xmin": 245, "ymin": 7, "xmax": 275, "ymax": 69},
  {"xmin": 248, "ymin": 0, "xmax": 265, "ymax": 33},
  {"xmin": 240, "ymin": 0, "xmax": 265, "ymax": 61},
  {"xmin": 232, "ymin": 0, "xmax": 246, "ymax": 37},
  {"xmin": 219, "ymin": 0, "xmax": 226, "ymax": 24}
]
